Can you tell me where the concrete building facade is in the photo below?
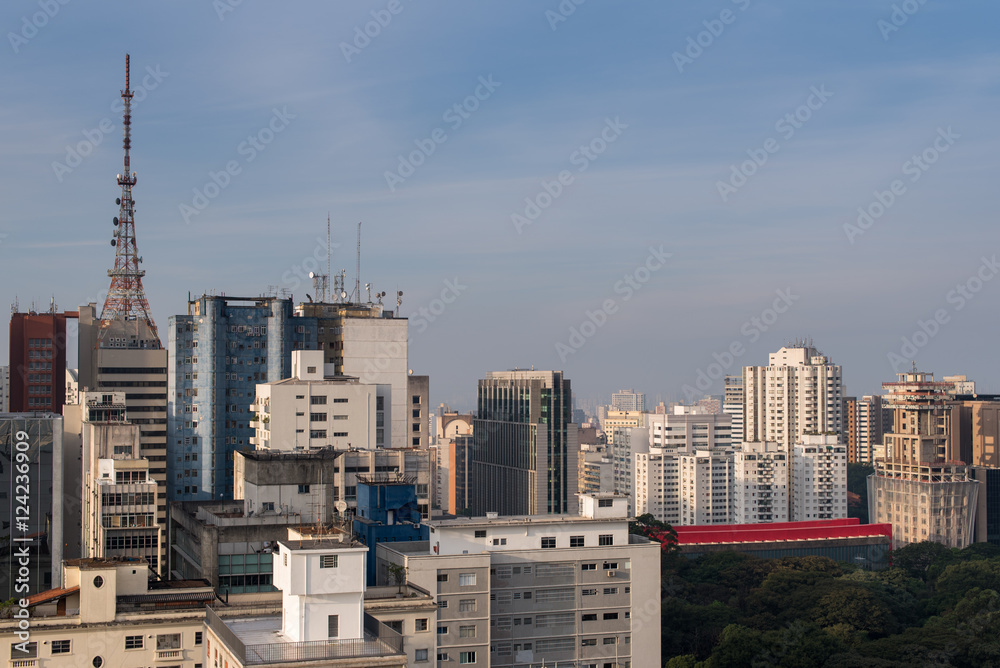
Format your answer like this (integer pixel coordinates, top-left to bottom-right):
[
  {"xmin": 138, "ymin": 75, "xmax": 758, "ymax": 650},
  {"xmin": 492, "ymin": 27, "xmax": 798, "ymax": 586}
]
[
  {"xmin": 734, "ymin": 441, "xmax": 789, "ymax": 524},
  {"xmin": 869, "ymin": 371, "xmax": 979, "ymax": 548},
  {"xmin": 377, "ymin": 494, "xmax": 661, "ymax": 668},
  {"xmin": 792, "ymin": 435, "xmax": 848, "ymax": 521},
  {"xmin": 744, "ymin": 343, "xmax": 844, "ymax": 448}
]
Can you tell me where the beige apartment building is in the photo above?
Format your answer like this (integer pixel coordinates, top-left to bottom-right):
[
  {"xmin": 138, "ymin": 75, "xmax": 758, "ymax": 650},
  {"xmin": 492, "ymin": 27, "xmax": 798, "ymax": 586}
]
[{"xmin": 377, "ymin": 494, "xmax": 661, "ymax": 668}]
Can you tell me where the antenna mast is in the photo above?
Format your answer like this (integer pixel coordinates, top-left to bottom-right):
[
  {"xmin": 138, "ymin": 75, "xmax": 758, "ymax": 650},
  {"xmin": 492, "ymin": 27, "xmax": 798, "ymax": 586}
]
[
  {"xmin": 327, "ymin": 212, "xmax": 332, "ymax": 297},
  {"xmin": 354, "ymin": 222, "xmax": 361, "ymax": 303},
  {"xmin": 99, "ymin": 53, "xmax": 161, "ymax": 348}
]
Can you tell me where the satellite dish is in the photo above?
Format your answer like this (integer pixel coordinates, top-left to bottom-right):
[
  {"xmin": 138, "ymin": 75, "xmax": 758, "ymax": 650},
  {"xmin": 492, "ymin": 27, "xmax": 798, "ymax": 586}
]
[
  {"xmin": 336, "ymin": 501, "xmax": 348, "ymax": 513},
  {"xmin": 308, "ymin": 271, "xmax": 315, "ymax": 279},
  {"xmin": 341, "ymin": 291, "xmax": 347, "ymax": 299}
]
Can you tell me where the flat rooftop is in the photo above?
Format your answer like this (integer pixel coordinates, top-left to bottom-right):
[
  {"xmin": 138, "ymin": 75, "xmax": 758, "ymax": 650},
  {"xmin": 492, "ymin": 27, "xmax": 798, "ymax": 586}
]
[{"xmin": 427, "ymin": 513, "xmax": 629, "ymax": 530}]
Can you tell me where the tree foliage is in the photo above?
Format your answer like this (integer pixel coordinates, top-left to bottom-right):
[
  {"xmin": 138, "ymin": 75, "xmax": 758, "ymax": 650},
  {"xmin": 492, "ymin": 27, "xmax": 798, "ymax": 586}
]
[{"xmin": 661, "ymin": 541, "xmax": 1000, "ymax": 667}]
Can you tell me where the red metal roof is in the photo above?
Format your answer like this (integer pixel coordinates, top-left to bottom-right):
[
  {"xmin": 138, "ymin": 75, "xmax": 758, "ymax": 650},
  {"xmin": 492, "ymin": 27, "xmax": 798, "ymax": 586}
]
[
  {"xmin": 674, "ymin": 518, "xmax": 892, "ymax": 545},
  {"xmin": 26, "ymin": 585, "xmax": 79, "ymax": 607}
]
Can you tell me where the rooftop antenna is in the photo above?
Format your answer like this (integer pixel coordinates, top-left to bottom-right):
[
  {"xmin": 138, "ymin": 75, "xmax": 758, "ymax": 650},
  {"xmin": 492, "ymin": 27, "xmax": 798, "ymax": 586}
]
[
  {"xmin": 354, "ymin": 222, "xmax": 361, "ymax": 303},
  {"xmin": 327, "ymin": 213, "xmax": 332, "ymax": 298}
]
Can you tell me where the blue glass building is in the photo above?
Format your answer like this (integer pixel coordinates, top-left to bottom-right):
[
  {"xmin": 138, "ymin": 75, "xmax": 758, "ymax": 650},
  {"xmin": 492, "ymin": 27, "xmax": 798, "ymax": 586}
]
[{"xmin": 167, "ymin": 295, "xmax": 316, "ymax": 501}]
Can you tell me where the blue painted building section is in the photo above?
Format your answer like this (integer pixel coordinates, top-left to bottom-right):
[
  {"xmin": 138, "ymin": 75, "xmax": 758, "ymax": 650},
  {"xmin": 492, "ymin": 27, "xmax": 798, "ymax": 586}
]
[
  {"xmin": 168, "ymin": 296, "xmax": 316, "ymax": 502},
  {"xmin": 354, "ymin": 480, "xmax": 428, "ymax": 586}
]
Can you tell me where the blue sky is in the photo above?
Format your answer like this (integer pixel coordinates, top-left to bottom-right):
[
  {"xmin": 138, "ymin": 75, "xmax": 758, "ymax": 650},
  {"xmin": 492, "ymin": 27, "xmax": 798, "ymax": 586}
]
[{"xmin": 2, "ymin": 1, "xmax": 999, "ymax": 412}]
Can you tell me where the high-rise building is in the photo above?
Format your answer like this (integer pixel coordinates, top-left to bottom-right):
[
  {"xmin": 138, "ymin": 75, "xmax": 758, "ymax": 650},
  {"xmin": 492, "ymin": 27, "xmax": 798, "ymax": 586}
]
[
  {"xmin": 167, "ymin": 294, "xmax": 312, "ymax": 502},
  {"xmin": 868, "ymin": 371, "xmax": 979, "ymax": 548},
  {"xmin": 295, "ymin": 301, "xmax": 411, "ymax": 448},
  {"xmin": 734, "ymin": 441, "xmax": 789, "ymax": 523},
  {"xmin": 0, "ymin": 412, "xmax": 65, "ymax": 596},
  {"xmin": 792, "ymin": 435, "xmax": 847, "ymax": 521},
  {"xmin": 743, "ymin": 342, "xmax": 844, "ymax": 448},
  {"xmin": 80, "ymin": 391, "xmax": 161, "ymax": 570},
  {"xmin": 471, "ymin": 370, "xmax": 578, "ymax": 516},
  {"xmin": 9, "ymin": 309, "xmax": 72, "ymax": 413},
  {"xmin": 723, "ymin": 375, "xmax": 744, "ymax": 441},
  {"xmin": 857, "ymin": 395, "xmax": 884, "ymax": 464},
  {"xmin": 76, "ymin": 56, "xmax": 168, "ymax": 574},
  {"xmin": 378, "ymin": 494, "xmax": 661, "ymax": 668},
  {"xmin": 843, "ymin": 396, "xmax": 858, "ymax": 463},
  {"xmin": 251, "ymin": 350, "xmax": 387, "ymax": 451},
  {"xmin": 611, "ymin": 388, "xmax": 645, "ymax": 412},
  {"xmin": 679, "ymin": 449, "xmax": 735, "ymax": 525},
  {"xmin": 646, "ymin": 405, "xmax": 733, "ymax": 451}
]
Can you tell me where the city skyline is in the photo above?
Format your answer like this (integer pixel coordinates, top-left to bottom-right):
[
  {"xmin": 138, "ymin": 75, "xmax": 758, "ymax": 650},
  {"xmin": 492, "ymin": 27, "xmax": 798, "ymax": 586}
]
[{"xmin": 3, "ymin": 2, "xmax": 999, "ymax": 411}]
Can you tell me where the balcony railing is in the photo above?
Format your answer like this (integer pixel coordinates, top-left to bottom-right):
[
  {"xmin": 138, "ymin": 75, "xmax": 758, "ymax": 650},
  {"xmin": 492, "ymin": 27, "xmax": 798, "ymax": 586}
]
[{"xmin": 205, "ymin": 606, "xmax": 404, "ymax": 665}]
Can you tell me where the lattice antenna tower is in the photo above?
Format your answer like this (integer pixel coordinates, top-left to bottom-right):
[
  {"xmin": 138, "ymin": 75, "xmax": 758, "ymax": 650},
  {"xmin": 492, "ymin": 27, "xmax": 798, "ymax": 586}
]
[{"xmin": 100, "ymin": 54, "xmax": 161, "ymax": 348}]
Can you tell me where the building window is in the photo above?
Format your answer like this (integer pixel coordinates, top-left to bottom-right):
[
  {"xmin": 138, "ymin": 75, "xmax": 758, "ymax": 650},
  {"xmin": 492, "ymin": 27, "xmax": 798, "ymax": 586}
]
[
  {"xmin": 603, "ymin": 562, "xmax": 618, "ymax": 570},
  {"xmin": 603, "ymin": 612, "xmax": 619, "ymax": 620},
  {"xmin": 581, "ymin": 563, "xmax": 596, "ymax": 571},
  {"xmin": 604, "ymin": 587, "xmax": 618, "ymax": 595},
  {"xmin": 459, "ymin": 573, "xmax": 476, "ymax": 586},
  {"xmin": 415, "ymin": 618, "xmax": 428, "ymax": 632},
  {"xmin": 437, "ymin": 573, "xmax": 448, "ymax": 582},
  {"xmin": 51, "ymin": 640, "xmax": 71, "ymax": 654},
  {"xmin": 570, "ymin": 536, "xmax": 585, "ymax": 547},
  {"xmin": 582, "ymin": 638, "xmax": 597, "ymax": 646},
  {"xmin": 541, "ymin": 537, "xmax": 556, "ymax": 549},
  {"xmin": 438, "ymin": 626, "xmax": 448, "ymax": 634},
  {"xmin": 320, "ymin": 555, "xmax": 338, "ymax": 568},
  {"xmin": 298, "ymin": 484, "xmax": 311, "ymax": 494},
  {"xmin": 459, "ymin": 625, "xmax": 476, "ymax": 638},
  {"xmin": 475, "ymin": 530, "xmax": 486, "ymax": 538},
  {"xmin": 156, "ymin": 634, "xmax": 181, "ymax": 650},
  {"xmin": 582, "ymin": 588, "xmax": 598, "ymax": 596},
  {"xmin": 310, "ymin": 412, "xmax": 326, "ymax": 422},
  {"xmin": 599, "ymin": 534, "xmax": 614, "ymax": 546},
  {"xmin": 459, "ymin": 651, "xmax": 476, "ymax": 664},
  {"xmin": 310, "ymin": 395, "xmax": 327, "ymax": 405},
  {"xmin": 598, "ymin": 498, "xmax": 614, "ymax": 507},
  {"xmin": 385, "ymin": 620, "xmax": 403, "ymax": 633},
  {"xmin": 582, "ymin": 613, "xmax": 597, "ymax": 621},
  {"xmin": 493, "ymin": 538, "xmax": 507, "ymax": 545},
  {"xmin": 328, "ymin": 615, "xmax": 339, "ymax": 638},
  {"xmin": 413, "ymin": 395, "xmax": 420, "ymax": 405},
  {"xmin": 194, "ymin": 632, "xmax": 203, "ymax": 646},
  {"xmin": 415, "ymin": 648, "xmax": 428, "ymax": 662},
  {"xmin": 309, "ymin": 430, "xmax": 326, "ymax": 439},
  {"xmin": 459, "ymin": 599, "xmax": 476, "ymax": 612},
  {"xmin": 10, "ymin": 642, "xmax": 36, "ymax": 658}
]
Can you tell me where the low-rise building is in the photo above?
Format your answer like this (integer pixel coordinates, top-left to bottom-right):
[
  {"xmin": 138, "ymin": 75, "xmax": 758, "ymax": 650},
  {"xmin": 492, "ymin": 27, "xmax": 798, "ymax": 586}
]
[{"xmin": 377, "ymin": 493, "xmax": 662, "ymax": 668}]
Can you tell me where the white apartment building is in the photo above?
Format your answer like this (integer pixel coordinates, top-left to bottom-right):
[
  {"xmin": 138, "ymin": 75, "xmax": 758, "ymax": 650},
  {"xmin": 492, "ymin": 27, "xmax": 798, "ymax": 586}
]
[
  {"xmin": 377, "ymin": 494, "xmax": 661, "ymax": 668},
  {"xmin": 734, "ymin": 441, "xmax": 789, "ymax": 523},
  {"xmin": 724, "ymin": 375, "xmax": 744, "ymax": 442},
  {"xmin": 793, "ymin": 435, "xmax": 848, "ymax": 521},
  {"xmin": 611, "ymin": 389, "xmax": 646, "ymax": 412},
  {"xmin": 81, "ymin": 391, "xmax": 161, "ymax": 569},
  {"xmin": 679, "ymin": 450, "xmax": 735, "ymax": 525},
  {"xmin": 744, "ymin": 343, "xmax": 844, "ymax": 448},
  {"xmin": 635, "ymin": 446, "xmax": 681, "ymax": 524},
  {"xmin": 252, "ymin": 350, "xmax": 389, "ymax": 451},
  {"xmin": 646, "ymin": 405, "xmax": 733, "ymax": 451},
  {"xmin": 612, "ymin": 426, "xmax": 648, "ymax": 514}
]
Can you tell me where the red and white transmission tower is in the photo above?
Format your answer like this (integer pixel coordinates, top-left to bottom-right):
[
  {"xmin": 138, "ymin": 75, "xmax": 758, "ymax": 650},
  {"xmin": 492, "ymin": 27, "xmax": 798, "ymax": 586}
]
[{"xmin": 99, "ymin": 54, "xmax": 161, "ymax": 348}]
